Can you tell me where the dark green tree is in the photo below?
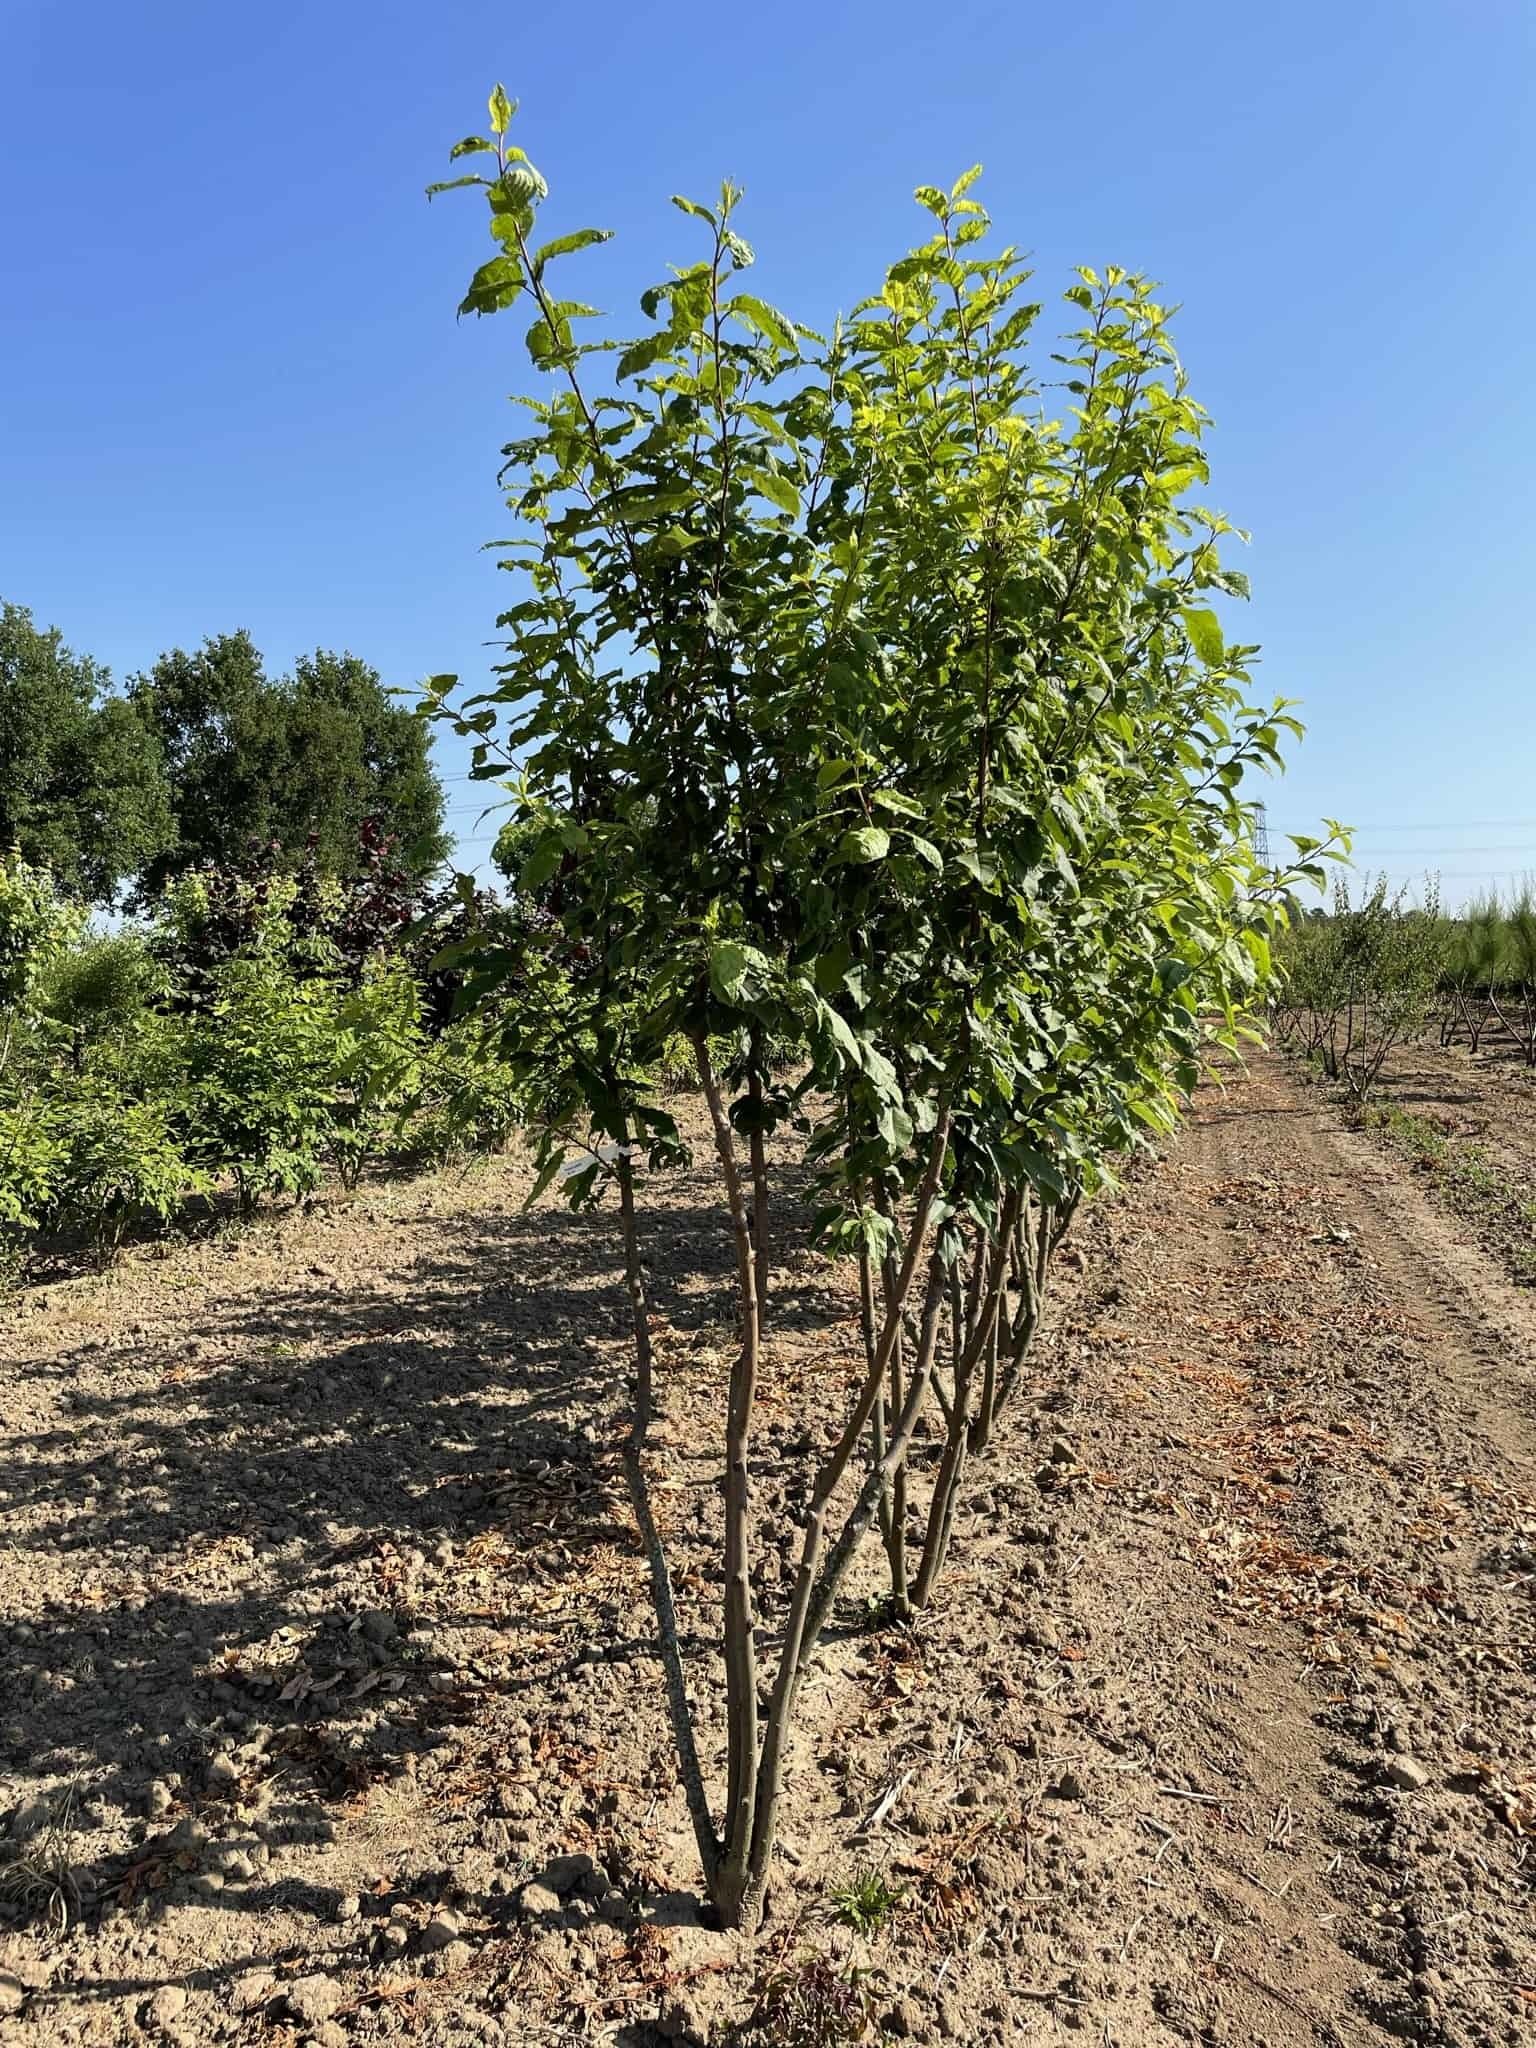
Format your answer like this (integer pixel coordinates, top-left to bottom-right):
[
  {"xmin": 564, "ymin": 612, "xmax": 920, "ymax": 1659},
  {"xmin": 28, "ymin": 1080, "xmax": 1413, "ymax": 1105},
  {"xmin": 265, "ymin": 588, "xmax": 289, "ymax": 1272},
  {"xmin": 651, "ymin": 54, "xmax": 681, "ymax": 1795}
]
[
  {"xmin": 129, "ymin": 631, "xmax": 280, "ymax": 896},
  {"xmin": 131, "ymin": 634, "xmax": 449, "ymax": 893},
  {"xmin": 0, "ymin": 600, "xmax": 175, "ymax": 903},
  {"xmin": 287, "ymin": 649, "xmax": 449, "ymax": 878}
]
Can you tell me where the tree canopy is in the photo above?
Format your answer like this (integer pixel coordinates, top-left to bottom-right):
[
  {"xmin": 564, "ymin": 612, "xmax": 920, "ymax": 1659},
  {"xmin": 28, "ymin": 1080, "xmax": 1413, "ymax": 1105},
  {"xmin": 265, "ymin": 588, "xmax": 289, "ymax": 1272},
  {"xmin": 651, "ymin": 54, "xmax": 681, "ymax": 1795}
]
[
  {"xmin": 130, "ymin": 635, "xmax": 449, "ymax": 894},
  {"xmin": 425, "ymin": 88, "xmax": 1344, "ymax": 1929},
  {"xmin": 0, "ymin": 599, "xmax": 175, "ymax": 904}
]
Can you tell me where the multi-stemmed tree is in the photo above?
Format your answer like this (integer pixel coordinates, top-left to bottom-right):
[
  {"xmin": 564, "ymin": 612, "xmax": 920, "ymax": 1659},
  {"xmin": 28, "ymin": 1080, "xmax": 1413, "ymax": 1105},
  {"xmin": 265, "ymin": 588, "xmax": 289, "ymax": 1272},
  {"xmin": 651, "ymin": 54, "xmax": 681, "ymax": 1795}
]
[{"xmin": 428, "ymin": 87, "xmax": 1338, "ymax": 1928}]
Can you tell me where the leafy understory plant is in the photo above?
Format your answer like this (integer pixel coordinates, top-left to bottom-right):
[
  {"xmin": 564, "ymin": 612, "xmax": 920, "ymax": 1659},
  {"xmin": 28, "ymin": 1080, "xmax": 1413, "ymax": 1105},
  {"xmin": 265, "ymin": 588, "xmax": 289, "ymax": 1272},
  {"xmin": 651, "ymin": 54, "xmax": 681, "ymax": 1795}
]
[
  {"xmin": 733, "ymin": 1953, "xmax": 875, "ymax": 2048},
  {"xmin": 50, "ymin": 1091, "xmax": 200, "ymax": 1255},
  {"xmin": 828, "ymin": 1868, "xmax": 904, "ymax": 1937},
  {"xmin": 428, "ymin": 86, "xmax": 1340, "ymax": 1928}
]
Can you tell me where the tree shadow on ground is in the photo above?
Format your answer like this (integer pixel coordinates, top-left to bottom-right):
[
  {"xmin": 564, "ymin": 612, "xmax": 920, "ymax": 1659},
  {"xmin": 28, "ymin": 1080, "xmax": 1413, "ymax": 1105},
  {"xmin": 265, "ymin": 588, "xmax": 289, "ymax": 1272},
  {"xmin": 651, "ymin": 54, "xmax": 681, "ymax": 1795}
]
[{"xmin": 0, "ymin": 1142, "xmax": 849, "ymax": 1999}]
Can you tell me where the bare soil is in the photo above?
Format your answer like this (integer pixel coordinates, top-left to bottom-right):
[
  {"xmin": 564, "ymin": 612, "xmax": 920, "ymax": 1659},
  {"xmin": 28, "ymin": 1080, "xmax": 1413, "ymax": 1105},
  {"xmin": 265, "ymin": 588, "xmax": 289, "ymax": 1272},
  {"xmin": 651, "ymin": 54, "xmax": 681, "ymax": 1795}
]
[
  {"xmin": 3, "ymin": 1053, "xmax": 1535, "ymax": 2047},
  {"xmin": 1295, "ymin": 1029, "xmax": 1536, "ymax": 1286}
]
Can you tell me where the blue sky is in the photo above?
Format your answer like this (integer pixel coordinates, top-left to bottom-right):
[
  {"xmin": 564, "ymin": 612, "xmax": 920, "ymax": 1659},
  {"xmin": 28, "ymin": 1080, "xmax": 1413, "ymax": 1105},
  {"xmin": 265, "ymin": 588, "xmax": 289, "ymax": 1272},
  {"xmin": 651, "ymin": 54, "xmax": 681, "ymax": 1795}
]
[{"xmin": 4, "ymin": 0, "xmax": 1533, "ymax": 900}]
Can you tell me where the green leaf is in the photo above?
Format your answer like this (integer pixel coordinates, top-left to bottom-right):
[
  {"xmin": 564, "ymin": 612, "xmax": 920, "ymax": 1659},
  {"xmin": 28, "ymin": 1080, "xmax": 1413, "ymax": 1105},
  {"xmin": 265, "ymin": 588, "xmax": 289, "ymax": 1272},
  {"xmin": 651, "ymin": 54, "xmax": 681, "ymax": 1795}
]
[
  {"xmin": 521, "ymin": 837, "xmax": 563, "ymax": 890},
  {"xmin": 488, "ymin": 84, "xmax": 514, "ymax": 136},
  {"xmin": 739, "ymin": 402, "xmax": 794, "ymax": 448},
  {"xmin": 817, "ymin": 1001, "xmax": 861, "ymax": 1066},
  {"xmin": 671, "ymin": 194, "xmax": 717, "ymax": 225},
  {"xmin": 838, "ymin": 826, "xmax": 891, "ymax": 864},
  {"xmin": 877, "ymin": 1100, "xmax": 914, "ymax": 1153},
  {"xmin": 500, "ymin": 160, "xmax": 547, "ymax": 205},
  {"xmin": 709, "ymin": 940, "xmax": 750, "ymax": 1004},
  {"xmin": 870, "ymin": 789, "xmax": 924, "ymax": 818},
  {"xmin": 616, "ymin": 333, "xmax": 674, "ymax": 381},
  {"xmin": 562, "ymin": 1160, "xmax": 601, "ymax": 1210},
  {"xmin": 746, "ymin": 466, "xmax": 800, "ymax": 519},
  {"xmin": 1181, "ymin": 606, "xmax": 1225, "ymax": 667},
  {"xmin": 656, "ymin": 524, "xmax": 702, "ymax": 555},
  {"xmin": 955, "ymin": 847, "xmax": 998, "ymax": 887},
  {"xmin": 533, "ymin": 227, "xmax": 615, "ymax": 271},
  {"xmin": 730, "ymin": 293, "xmax": 796, "ymax": 350},
  {"xmin": 449, "ymin": 135, "xmax": 497, "ymax": 161},
  {"xmin": 459, "ymin": 255, "xmax": 524, "ymax": 318},
  {"xmin": 523, "ymin": 1145, "xmax": 566, "ymax": 1210}
]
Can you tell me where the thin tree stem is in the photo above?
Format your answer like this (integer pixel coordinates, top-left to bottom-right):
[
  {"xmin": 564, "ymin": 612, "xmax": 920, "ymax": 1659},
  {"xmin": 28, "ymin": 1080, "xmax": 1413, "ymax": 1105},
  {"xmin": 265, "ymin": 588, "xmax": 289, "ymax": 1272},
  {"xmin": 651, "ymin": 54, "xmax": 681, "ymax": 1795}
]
[
  {"xmin": 615, "ymin": 1149, "xmax": 720, "ymax": 1886},
  {"xmin": 860, "ymin": 1247, "xmax": 895, "ymax": 1552},
  {"xmin": 740, "ymin": 1254, "xmax": 947, "ymax": 1921},
  {"xmin": 691, "ymin": 1033, "xmax": 761, "ymax": 1914},
  {"xmin": 912, "ymin": 1186, "xmax": 1019, "ymax": 1608},
  {"xmin": 747, "ymin": 1055, "xmax": 770, "ymax": 1344}
]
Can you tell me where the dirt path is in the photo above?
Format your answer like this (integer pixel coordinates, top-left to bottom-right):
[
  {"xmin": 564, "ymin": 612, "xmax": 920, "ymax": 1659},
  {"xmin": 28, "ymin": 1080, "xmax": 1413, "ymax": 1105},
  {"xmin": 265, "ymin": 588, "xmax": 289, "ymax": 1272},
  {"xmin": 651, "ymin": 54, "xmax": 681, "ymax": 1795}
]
[
  {"xmin": 1294, "ymin": 1030, "xmax": 1536, "ymax": 1288},
  {"xmin": 997, "ymin": 1049, "xmax": 1536, "ymax": 2047},
  {"xmin": 2, "ymin": 1053, "xmax": 1534, "ymax": 2047}
]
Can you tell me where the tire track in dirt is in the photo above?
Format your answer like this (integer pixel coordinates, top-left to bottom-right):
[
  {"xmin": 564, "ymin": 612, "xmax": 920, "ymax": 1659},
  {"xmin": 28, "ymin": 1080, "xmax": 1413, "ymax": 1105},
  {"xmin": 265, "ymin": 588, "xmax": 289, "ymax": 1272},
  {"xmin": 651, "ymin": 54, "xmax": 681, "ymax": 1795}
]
[
  {"xmin": 954, "ymin": 1048, "xmax": 1535, "ymax": 2046},
  {"xmin": 4, "ymin": 1055, "xmax": 1534, "ymax": 2048}
]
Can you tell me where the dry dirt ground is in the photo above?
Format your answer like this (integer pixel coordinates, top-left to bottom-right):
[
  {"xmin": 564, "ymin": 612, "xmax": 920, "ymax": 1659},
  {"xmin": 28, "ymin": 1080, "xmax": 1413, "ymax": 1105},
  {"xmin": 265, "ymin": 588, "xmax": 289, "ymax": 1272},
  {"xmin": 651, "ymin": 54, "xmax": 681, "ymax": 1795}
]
[
  {"xmin": 1329, "ymin": 1031, "xmax": 1536, "ymax": 1288},
  {"xmin": 1388, "ymin": 1028, "xmax": 1536, "ymax": 1188},
  {"xmin": 3, "ymin": 1051, "xmax": 1535, "ymax": 2047}
]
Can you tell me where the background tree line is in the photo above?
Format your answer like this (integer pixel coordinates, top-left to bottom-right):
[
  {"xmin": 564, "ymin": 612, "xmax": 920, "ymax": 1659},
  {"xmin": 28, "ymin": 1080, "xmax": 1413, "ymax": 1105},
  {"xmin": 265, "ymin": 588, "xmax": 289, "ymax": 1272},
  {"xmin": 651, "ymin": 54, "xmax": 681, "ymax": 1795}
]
[
  {"xmin": 0, "ymin": 597, "xmax": 448, "ymax": 904},
  {"xmin": 0, "ymin": 595, "xmax": 527, "ymax": 1272}
]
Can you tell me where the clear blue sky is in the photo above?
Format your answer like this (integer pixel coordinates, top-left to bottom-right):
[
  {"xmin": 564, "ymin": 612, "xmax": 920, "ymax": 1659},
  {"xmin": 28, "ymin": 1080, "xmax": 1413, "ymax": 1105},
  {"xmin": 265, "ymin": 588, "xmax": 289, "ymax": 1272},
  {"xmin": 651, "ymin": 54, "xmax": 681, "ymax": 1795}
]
[{"xmin": 4, "ymin": 0, "xmax": 1533, "ymax": 900}]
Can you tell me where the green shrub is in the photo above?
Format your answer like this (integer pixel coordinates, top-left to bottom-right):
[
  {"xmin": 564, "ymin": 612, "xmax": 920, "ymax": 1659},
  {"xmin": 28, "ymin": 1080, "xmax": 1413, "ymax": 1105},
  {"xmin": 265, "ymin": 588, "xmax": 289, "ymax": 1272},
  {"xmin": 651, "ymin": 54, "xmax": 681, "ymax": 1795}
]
[
  {"xmin": 327, "ymin": 960, "xmax": 425, "ymax": 1186},
  {"xmin": 407, "ymin": 1019, "xmax": 525, "ymax": 1164},
  {"xmin": 188, "ymin": 950, "xmax": 341, "ymax": 1210},
  {"xmin": 48, "ymin": 1090, "xmax": 199, "ymax": 1252},
  {"xmin": 0, "ymin": 1100, "xmax": 67, "ymax": 1247},
  {"xmin": 39, "ymin": 932, "xmax": 165, "ymax": 1073},
  {"xmin": 0, "ymin": 836, "xmax": 553, "ymax": 1260},
  {"xmin": 0, "ymin": 857, "xmax": 85, "ymax": 1086},
  {"xmin": 1275, "ymin": 878, "xmax": 1446, "ymax": 1098}
]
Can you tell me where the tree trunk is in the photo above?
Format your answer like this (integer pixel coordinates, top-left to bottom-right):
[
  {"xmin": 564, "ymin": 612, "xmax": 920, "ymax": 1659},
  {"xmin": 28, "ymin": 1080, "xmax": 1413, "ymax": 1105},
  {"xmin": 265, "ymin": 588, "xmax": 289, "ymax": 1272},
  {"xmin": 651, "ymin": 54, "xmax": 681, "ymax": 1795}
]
[
  {"xmin": 615, "ymin": 1149, "xmax": 721, "ymax": 1890},
  {"xmin": 911, "ymin": 1186, "xmax": 1020, "ymax": 1608},
  {"xmin": 739, "ymin": 1252, "xmax": 948, "ymax": 1923},
  {"xmin": 747, "ymin": 1051, "xmax": 770, "ymax": 1343},
  {"xmin": 691, "ymin": 1035, "xmax": 761, "ymax": 1919}
]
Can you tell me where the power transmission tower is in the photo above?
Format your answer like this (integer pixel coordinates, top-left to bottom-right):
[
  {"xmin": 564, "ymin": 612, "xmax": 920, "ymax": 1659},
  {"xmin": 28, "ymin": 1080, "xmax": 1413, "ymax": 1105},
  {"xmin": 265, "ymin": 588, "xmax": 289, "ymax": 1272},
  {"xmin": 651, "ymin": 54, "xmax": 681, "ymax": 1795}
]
[{"xmin": 1252, "ymin": 801, "xmax": 1270, "ymax": 866}]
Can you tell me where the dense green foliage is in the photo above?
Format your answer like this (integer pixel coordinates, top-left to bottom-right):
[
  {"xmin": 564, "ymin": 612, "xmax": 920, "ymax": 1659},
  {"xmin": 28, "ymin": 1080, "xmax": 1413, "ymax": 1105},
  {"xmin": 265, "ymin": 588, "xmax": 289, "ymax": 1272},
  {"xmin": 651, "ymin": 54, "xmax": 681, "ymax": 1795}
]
[
  {"xmin": 429, "ymin": 87, "xmax": 1339, "ymax": 1927},
  {"xmin": 0, "ymin": 90, "xmax": 1349, "ymax": 1938},
  {"xmin": 1275, "ymin": 880, "xmax": 1536, "ymax": 1079},
  {"xmin": 0, "ymin": 844, "xmax": 515, "ymax": 1265},
  {"xmin": 0, "ymin": 600, "xmax": 175, "ymax": 902},
  {"xmin": 130, "ymin": 634, "xmax": 449, "ymax": 893},
  {"xmin": 1442, "ymin": 886, "xmax": 1536, "ymax": 1066},
  {"xmin": 0, "ymin": 600, "xmax": 449, "ymax": 908}
]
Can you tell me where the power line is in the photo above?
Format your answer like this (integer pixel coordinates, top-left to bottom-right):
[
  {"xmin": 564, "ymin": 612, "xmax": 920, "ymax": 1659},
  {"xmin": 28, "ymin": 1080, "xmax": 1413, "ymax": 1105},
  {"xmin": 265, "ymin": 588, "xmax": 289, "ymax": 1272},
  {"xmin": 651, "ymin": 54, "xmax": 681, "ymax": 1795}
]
[
  {"xmin": 1269, "ymin": 819, "xmax": 1536, "ymax": 835},
  {"xmin": 1345, "ymin": 869, "xmax": 1536, "ymax": 881},
  {"xmin": 1331, "ymin": 845, "xmax": 1536, "ymax": 858}
]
